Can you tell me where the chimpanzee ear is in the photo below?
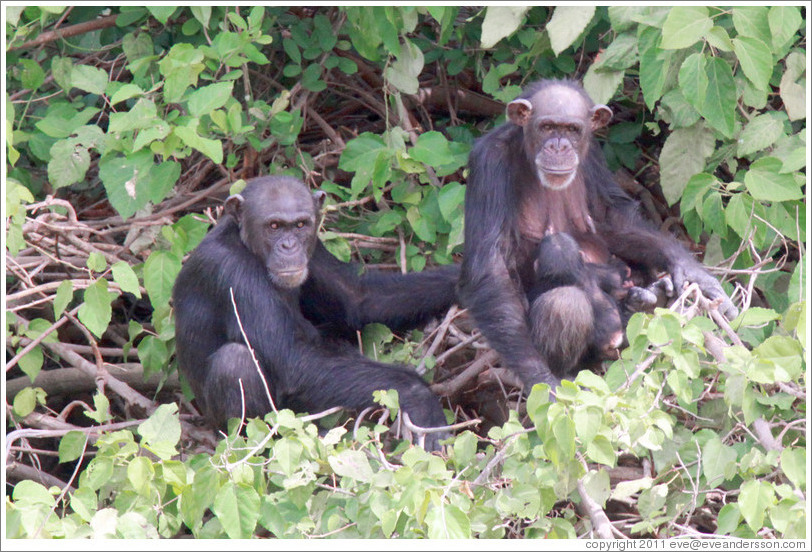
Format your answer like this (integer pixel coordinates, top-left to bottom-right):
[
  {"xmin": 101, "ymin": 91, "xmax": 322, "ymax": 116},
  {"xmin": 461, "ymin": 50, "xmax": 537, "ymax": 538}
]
[
  {"xmin": 507, "ymin": 99, "xmax": 533, "ymax": 127},
  {"xmin": 312, "ymin": 190, "xmax": 327, "ymax": 210},
  {"xmin": 590, "ymin": 105, "xmax": 613, "ymax": 130},
  {"xmin": 225, "ymin": 194, "xmax": 245, "ymax": 220}
]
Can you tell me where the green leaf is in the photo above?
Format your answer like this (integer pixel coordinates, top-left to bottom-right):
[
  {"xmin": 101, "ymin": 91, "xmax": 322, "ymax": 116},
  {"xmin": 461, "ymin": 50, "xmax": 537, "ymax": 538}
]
[
  {"xmin": 779, "ymin": 52, "xmax": 806, "ymax": 121},
  {"xmin": 768, "ymin": 6, "xmax": 803, "ymax": 53},
  {"xmin": 701, "ymin": 192, "xmax": 727, "ymax": 239},
  {"xmin": 212, "ymin": 482, "xmax": 261, "ymax": 539},
  {"xmin": 158, "ymin": 43, "xmax": 205, "ymax": 103},
  {"xmin": 585, "ymin": 435, "xmax": 616, "ymax": 467},
  {"xmin": 13, "ymin": 387, "xmax": 37, "ymax": 417},
  {"xmin": 738, "ymin": 480, "xmax": 775, "ymax": 532},
  {"xmin": 146, "ymin": 160, "xmax": 180, "ymax": 204},
  {"xmin": 547, "ymin": 6, "xmax": 595, "ymax": 56},
  {"xmin": 71, "ymin": 65, "xmax": 108, "ymax": 95},
  {"xmin": 111, "ymin": 261, "xmax": 141, "ymax": 298},
  {"xmin": 732, "ymin": 7, "xmax": 771, "ymax": 45},
  {"xmin": 138, "ymin": 403, "xmax": 181, "ymax": 457},
  {"xmin": 426, "ymin": 504, "xmax": 471, "ymax": 538},
  {"xmin": 659, "ymin": 123, "xmax": 715, "ymax": 206},
  {"xmin": 174, "ymin": 123, "xmax": 223, "ymax": 163},
  {"xmin": 638, "ymin": 484, "xmax": 669, "ymax": 518},
  {"xmin": 480, "ymin": 6, "xmax": 529, "ymax": 49},
  {"xmin": 109, "ymin": 83, "xmax": 144, "ymax": 105},
  {"xmin": 724, "ymin": 193, "xmax": 754, "ymax": 239},
  {"xmin": 35, "ymin": 104, "xmax": 100, "ymax": 138},
  {"xmin": 47, "ymin": 139, "xmax": 90, "ymax": 189},
  {"xmin": 705, "ymin": 26, "xmax": 734, "ymax": 52},
  {"xmin": 147, "ymin": 6, "xmax": 176, "ymax": 25},
  {"xmin": 732, "ymin": 37, "xmax": 773, "ymax": 92},
  {"xmin": 143, "ymin": 250, "xmax": 182, "ymax": 309},
  {"xmin": 737, "ymin": 113, "xmax": 786, "ymax": 157},
  {"xmin": 19, "ymin": 58, "xmax": 45, "ymax": 90},
  {"xmin": 78, "ymin": 279, "xmax": 114, "ymax": 338},
  {"xmin": 408, "ymin": 131, "xmax": 452, "ymax": 167},
  {"xmin": 53, "ymin": 280, "xmax": 74, "ymax": 319},
  {"xmin": 780, "ymin": 448, "xmax": 806, "ymax": 490},
  {"xmin": 338, "ymin": 132, "xmax": 392, "ymax": 197},
  {"xmin": 133, "ymin": 122, "xmax": 171, "ymax": 152},
  {"xmin": 637, "ymin": 25, "xmax": 671, "ymax": 109},
  {"xmin": 51, "ymin": 56, "xmax": 73, "ymax": 92},
  {"xmin": 574, "ymin": 406, "xmax": 602, "ymax": 444},
  {"xmin": 744, "ymin": 157, "xmax": 804, "ymax": 202},
  {"xmin": 581, "ymin": 469, "xmax": 611, "ymax": 508},
  {"xmin": 86, "ymin": 252, "xmax": 107, "ymax": 273},
  {"xmin": 328, "ymin": 449, "xmax": 374, "ymax": 482},
  {"xmin": 190, "ymin": 6, "xmax": 211, "ymax": 28},
  {"xmin": 384, "ymin": 39, "xmax": 424, "ymax": 95},
  {"xmin": 126, "ymin": 456, "xmax": 155, "ymax": 497},
  {"xmin": 407, "ymin": 206, "xmax": 436, "ymax": 242},
  {"xmin": 678, "ymin": 53, "xmax": 708, "ymax": 113},
  {"xmin": 701, "ymin": 57, "xmax": 737, "ymax": 138},
  {"xmin": 660, "ymin": 6, "xmax": 712, "ymax": 50},
  {"xmin": 11, "ymin": 480, "xmax": 54, "ymax": 505},
  {"xmin": 611, "ymin": 476, "xmax": 654, "ymax": 501},
  {"xmin": 98, "ymin": 151, "xmax": 154, "ymax": 219},
  {"xmin": 187, "ymin": 82, "xmax": 234, "ymax": 118},
  {"xmin": 680, "ymin": 172, "xmax": 715, "ymax": 212},
  {"xmin": 702, "ymin": 437, "xmax": 738, "ymax": 486},
  {"xmin": 716, "ymin": 503, "xmax": 742, "ymax": 535},
  {"xmin": 582, "ymin": 65, "xmax": 623, "ymax": 106},
  {"xmin": 437, "ymin": 181, "xmax": 466, "ymax": 222},
  {"xmin": 108, "ymin": 98, "xmax": 159, "ymax": 133},
  {"xmin": 87, "ymin": 392, "xmax": 111, "ymax": 423},
  {"xmin": 137, "ymin": 335, "xmax": 169, "ymax": 378},
  {"xmin": 594, "ymin": 32, "xmax": 638, "ymax": 71},
  {"xmin": 58, "ymin": 431, "xmax": 87, "ymax": 463},
  {"xmin": 269, "ymin": 109, "xmax": 303, "ymax": 146}
]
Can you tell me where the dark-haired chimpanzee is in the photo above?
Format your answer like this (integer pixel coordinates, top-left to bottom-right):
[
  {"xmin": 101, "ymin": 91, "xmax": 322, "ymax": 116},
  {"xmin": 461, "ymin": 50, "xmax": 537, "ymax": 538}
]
[
  {"xmin": 459, "ymin": 79, "xmax": 737, "ymax": 392},
  {"xmin": 173, "ymin": 176, "xmax": 459, "ymax": 450},
  {"xmin": 528, "ymin": 232, "xmax": 625, "ymax": 378}
]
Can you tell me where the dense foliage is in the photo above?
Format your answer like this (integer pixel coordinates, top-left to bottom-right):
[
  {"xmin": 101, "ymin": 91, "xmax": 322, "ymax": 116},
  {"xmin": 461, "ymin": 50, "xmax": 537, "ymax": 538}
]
[{"xmin": 4, "ymin": 6, "xmax": 807, "ymax": 540}]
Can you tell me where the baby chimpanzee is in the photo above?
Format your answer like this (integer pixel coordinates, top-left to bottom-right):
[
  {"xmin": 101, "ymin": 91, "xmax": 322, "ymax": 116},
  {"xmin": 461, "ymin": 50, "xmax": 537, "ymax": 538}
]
[{"xmin": 528, "ymin": 232, "xmax": 625, "ymax": 378}]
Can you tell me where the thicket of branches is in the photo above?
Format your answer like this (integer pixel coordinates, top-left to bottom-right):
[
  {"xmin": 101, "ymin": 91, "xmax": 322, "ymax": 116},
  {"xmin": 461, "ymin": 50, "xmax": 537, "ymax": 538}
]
[{"xmin": 4, "ymin": 6, "xmax": 807, "ymax": 540}]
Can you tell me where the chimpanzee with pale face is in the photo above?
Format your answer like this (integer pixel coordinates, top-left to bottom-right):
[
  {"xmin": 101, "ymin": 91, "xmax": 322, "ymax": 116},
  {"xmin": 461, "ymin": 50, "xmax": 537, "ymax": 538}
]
[
  {"xmin": 173, "ymin": 176, "xmax": 458, "ymax": 450},
  {"xmin": 459, "ymin": 79, "xmax": 737, "ymax": 392}
]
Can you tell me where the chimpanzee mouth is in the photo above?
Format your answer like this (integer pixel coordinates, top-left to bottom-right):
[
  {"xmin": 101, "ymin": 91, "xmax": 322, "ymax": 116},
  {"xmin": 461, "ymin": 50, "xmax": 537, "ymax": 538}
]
[
  {"xmin": 270, "ymin": 267, "xmax": 308, "ymax": 288},
  {"xmin": 541, "ymin": 167, "xmax": 576, "ymax": 175}
]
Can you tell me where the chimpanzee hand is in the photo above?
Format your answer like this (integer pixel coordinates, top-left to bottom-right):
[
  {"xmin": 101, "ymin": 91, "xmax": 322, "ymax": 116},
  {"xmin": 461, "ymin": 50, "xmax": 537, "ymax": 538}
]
[{"xmin": 670, "ymin": 259, "xmax": 738, "ymax": 319}]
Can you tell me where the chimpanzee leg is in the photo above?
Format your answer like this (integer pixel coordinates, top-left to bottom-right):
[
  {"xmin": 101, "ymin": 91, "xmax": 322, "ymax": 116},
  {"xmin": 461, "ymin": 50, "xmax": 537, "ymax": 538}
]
[
  {"xmin": 529, "ymin": 286, "xmax": 594, "ymax": 379},
  {"xmin": 201, "ymin": 343, "xmax": 276, "ymax": 427},
  {"xmin": 285, "ymin": 356, "xmax": 448, "ymax": 450}
]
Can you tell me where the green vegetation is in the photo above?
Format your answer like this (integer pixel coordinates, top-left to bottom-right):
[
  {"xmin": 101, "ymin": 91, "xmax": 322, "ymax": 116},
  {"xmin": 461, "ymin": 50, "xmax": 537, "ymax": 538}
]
[{"xmin": 5, "ymin": 6, "xmax": 806, "ymax": 539}]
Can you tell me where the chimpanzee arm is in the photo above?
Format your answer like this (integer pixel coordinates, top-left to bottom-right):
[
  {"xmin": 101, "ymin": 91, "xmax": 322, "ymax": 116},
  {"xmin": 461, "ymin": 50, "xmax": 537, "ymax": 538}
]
[
  {"xmin": 216, "ymin": 247, "xmax": 446, "ymax": 447},
  {"xmin": 458, "ymin": 139, "xmax": 561, "ymax": 391},
  {"xmin": 300, "ymin": 241, "xmax": 459, "ymax": 334},
  {"xmin": 600, "ymin": 203, "xmax": 738, "ymax": 319}
]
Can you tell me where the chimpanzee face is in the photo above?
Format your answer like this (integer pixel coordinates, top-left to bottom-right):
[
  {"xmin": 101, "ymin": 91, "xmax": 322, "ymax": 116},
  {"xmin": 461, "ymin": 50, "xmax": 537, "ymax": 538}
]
[
  {"xmin": 226, "ymin": 176, "xmax": 324, "ymax": 289},
  {"xmin": 507, "ymin": 84, "xmax": 612, "ymax": 190}
]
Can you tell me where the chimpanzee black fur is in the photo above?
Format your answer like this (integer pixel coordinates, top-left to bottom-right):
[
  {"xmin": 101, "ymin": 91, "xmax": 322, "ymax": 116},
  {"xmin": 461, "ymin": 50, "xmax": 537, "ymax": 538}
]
[
  {"xmin": 173, "ymin": 176, "xmax": 458, "ymax": 450},
  {"xmin": 459, "ymin": 79, "xmax": 737, "ymax": 393},
  {"xmin": 528, "ymin": 232, "xmax": 625, "ymax": 378}
]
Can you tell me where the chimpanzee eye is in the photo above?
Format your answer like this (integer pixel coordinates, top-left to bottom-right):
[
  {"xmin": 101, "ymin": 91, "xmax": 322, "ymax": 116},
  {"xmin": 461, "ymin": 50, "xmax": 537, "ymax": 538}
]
[
  {"xmin": 269, "ymin": 222, "xmax": 279, "ymax": 230},
  {"xmin": 296, "ymin": 221, "xmax": 305, "ymax": 229}
]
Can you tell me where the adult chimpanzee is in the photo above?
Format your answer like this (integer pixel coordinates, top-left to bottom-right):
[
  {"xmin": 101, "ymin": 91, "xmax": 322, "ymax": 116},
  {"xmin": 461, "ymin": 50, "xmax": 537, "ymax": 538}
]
[
  {"xmin": 459, "ymin": 79, "xmax": 737, "ymax": 392},
  {"xmin": 528, "ymin": 232, "xmax": 625, "ymax": 378},
  {"xmin": 173, "ymin": 176, "xmax": 458, "ymax": 450}
]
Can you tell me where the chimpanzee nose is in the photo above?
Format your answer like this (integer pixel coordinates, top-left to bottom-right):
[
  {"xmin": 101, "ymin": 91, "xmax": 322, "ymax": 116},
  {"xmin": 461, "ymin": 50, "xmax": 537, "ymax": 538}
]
[
  {"xmin": 280, "ymin": 237, "xmax": 298, "ymax": 254},
  {"xmin": 544, "ymin": 138, "xmax": 566, "ymax": 153}
]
